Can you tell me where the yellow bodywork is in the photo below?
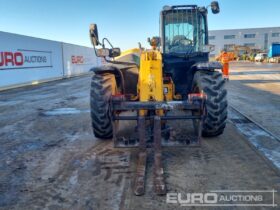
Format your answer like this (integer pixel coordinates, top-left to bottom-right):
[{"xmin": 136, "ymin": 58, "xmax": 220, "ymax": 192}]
[
  {"xmin": 138, "ymin": 50, "xmax": 163, "ymax": 102},
  {"xmin": 137, "ymin": 50, "xmax": 167, "ymax": 116},
  {"xmin": 163, "ymin": 82, "xmax": 174, "ymax": 101},
  {"xmin": 115, "ymin": 48, "xmax": 141, "ymax": 60},
  {"xmin": 116, "ymin": 48, "xmax": 178, "ymax": 108}
]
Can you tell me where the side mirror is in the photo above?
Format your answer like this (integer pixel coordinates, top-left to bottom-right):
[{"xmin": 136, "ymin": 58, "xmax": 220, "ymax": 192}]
[
  {"xmin": 96, "ymin": 48, "xmax": 121, "ymax": 58},
  {"xmin": 109, "ymin": 48, "xmax": 121, "ymax": 57},
  {"xmin": 89, "ymin": 23, "xmax": 99, "ymax": 46},
  {"xmin": 211, "ymin": 1, "xmax": 220, "ymax": 14},
  {"xmin": 96, "ymin": 48, "xmax": 110, "ymax": 57}
]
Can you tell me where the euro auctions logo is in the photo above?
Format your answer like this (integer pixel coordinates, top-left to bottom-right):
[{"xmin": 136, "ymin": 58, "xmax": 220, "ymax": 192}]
[
  {"xmin": 167, "ymin": 192, "xmax": 218, "ymax": 206},
  {"xmin": 0, "ymin": 52, "xmax": 24, "ymax": 66},
  {"xmin": 0, "ymin": 49, "xmax": 52, "ymax": 70},
  {"xmin": 71, "ymin": 55, "xmax": 84, "ymax": 64},
  {"xmin": 166, "ymin": 190, "xmax": 277, "ymax": 207}
]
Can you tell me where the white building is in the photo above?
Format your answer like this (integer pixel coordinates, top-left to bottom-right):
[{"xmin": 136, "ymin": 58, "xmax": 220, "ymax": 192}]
[{"xmin": 209, "ymin": 27, "xmax": 280, "ymax": 57}]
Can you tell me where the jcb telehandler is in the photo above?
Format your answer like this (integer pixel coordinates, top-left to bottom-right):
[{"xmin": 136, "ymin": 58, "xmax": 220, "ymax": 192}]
[{"xmin": 89, "ymin": 1, "xmax": 227, "ymax": 195}]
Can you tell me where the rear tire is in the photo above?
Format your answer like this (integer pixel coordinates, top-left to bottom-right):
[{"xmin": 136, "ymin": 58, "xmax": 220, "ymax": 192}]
[
  {"xmin": 90, "ymin": 73, "xmax": 116, "ymax": 139},
  {"xmin": 192, "ymin": 71, "xmax": 227, "ymax": 137}
]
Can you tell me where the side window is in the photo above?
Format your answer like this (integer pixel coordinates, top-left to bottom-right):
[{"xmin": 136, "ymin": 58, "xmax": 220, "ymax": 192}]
[
  {"xmin": 199, "ymin": 14, "xmax": 206, "ymax": 49},
  {"xmin": 165, "ymin": 24, "xmax": 171, "ymax": 50}
]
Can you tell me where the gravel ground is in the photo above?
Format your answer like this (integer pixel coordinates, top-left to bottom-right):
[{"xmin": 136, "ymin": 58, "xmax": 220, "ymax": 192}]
[
  {"xmin": 228, "ymin": 61, "xmax": 280, "ymax": 137},
  {"xmin": 0, "ymin": 63, "xmax": 279, "ymax": 210}
]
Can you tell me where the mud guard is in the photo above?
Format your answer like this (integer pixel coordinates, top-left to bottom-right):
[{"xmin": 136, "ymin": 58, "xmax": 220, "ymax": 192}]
[
  {"xmin": 91, "ymin": 65, "xmax": 125, "ymax": 94},
  {"xmin": 191, "ymin": 61, "xmax": 222, "ymax": 71}
]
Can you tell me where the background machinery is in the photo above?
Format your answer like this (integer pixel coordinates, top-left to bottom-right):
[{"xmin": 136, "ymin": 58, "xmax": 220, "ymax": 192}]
[
  {"xmin": 89, "ymin": 1, "xmax": 227, "ymax": 195},
  {"xmin": 216, "ymin": 45, "xmax": 262, "ymax": 61}
]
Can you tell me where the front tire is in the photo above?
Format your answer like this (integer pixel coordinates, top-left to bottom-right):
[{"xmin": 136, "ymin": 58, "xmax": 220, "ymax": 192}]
[
  {"xmin": 90, "ymin": 73, "xmax": 116, "ymax": 139},
  {"xmin": 192, "ymin": 71, "xmax": 227, "ymax": 137}
]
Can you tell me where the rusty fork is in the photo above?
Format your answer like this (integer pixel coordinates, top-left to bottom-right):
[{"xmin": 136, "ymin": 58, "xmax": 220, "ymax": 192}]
[
  {"xmin": 134, "ymin": 116, "xmax": 147, "ymax": 196},
  {"xmin": 134, "ymin": 115, "xmax": 167, "ymax": 196},
  {"xmin": 153, "ymin": 116, "xmax": 166, "ymax": 195}
]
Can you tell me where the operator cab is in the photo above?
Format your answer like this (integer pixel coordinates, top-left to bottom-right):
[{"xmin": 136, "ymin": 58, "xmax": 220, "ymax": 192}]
[
  {"xmin": 161, "ymin": 5, "xmax": 207, "ymax": 55},
  {"xmin": 159, "ymin": 2, "xmax": 219, "ymax": 96}
]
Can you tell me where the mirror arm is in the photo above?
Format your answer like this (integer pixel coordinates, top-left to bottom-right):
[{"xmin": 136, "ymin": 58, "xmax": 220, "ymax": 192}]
[
  {"xmin": 102, "ymin": 38, "xmax": 114, "ymax": 49},
  {"xmin": 93, "ymin": 35, "xmax": 137, "ymax": 66},
  {"xmin": 99, "ymin": 37, "xmax": 115, "ymax": 60}
]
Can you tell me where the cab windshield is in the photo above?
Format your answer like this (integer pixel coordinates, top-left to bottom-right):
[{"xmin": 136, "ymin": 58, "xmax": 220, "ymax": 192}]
[{"xmin": 163, "ymin": 9, "xmax": 206, "ymax": 54}]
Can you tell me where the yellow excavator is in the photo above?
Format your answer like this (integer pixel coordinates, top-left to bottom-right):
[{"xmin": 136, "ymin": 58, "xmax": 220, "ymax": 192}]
[{"xmin": 89, "ymin": 1, "xmax": 227, "ymax": 195}]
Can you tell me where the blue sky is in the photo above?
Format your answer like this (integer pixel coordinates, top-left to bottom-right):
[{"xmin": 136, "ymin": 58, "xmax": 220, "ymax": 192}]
[{"xmin": 0, "ymin": 0, "xmax": 279, "ymax": 50}]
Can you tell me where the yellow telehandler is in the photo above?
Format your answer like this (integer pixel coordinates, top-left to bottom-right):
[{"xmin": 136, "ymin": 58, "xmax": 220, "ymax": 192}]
[{"xmin": 89, "ymin": 1, "xmax": 227, "ymax": 195}]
